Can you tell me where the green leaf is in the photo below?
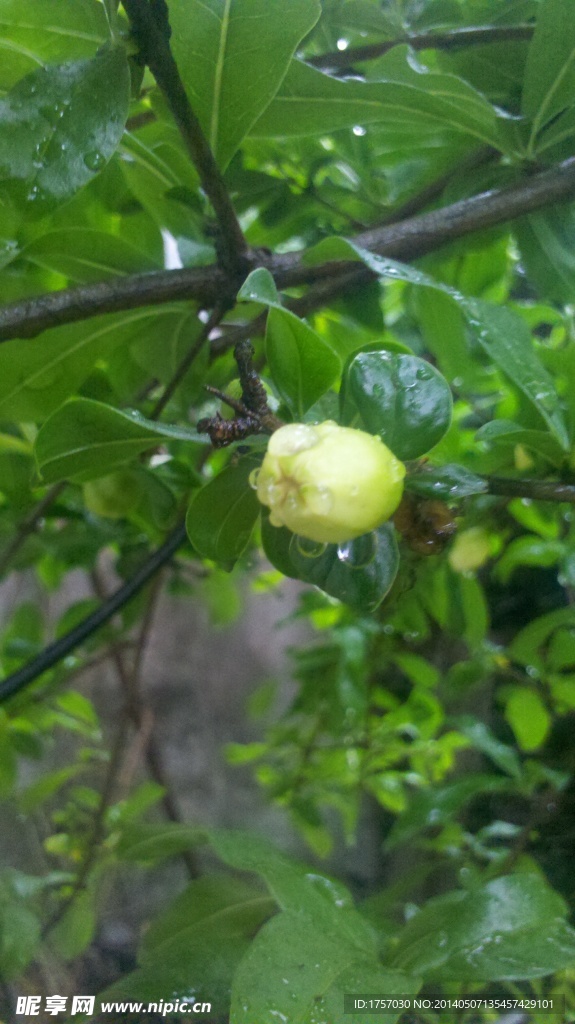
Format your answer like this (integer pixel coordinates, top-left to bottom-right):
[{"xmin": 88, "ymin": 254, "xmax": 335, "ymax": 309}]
[
  {"xmin": 34, "ymin": 398, "xmax": 205, "ymax": 483},
  {"xmin": 0, "ymin": 46, "xmax": 129, "ymax": 212},
  {"xmin": 454, "ymin": 717, "xmax": 522, "ymax": 779},
  {"xmin": 306, "ymin": 239, "xmax": 569, "ymax": 451},
  {"xmin": 0, "ymin": 307, "xmax": 190, "ymax": 421},
  {"xmin": 21, "ymin": 228, "xmax": 159, "ymax": 283},
  {"xmin": 509, "ymin": 606, "xmax": 575, "ymax": 672},
  {"xmin": 262, "ymin": 518, "xmax": 399, "ymax": 613},
  {"xmin": 496, "ymin": 536, "xmax": 565, "ymax": 584},
  {"xmin": 515, "ymin": 205, "xmax": 575, "ymax": 305},
  {"xmin": 206, "ymin": 829, "xmax": 375, "ymax": 950},
  {"xmin": 116, "ymin": 823, "xmax": 206, "ymax": 863},
  {"xmin": 342, "ymin": 350, "xmax": 452, "ymax": 461},
  {"xmin": 386, "ymin": 775, "xmax": 509, "ymax": 849},
  {"xmin": 0, "ymin": 901, "xmax": 41, "ymax": 980},
  {"xmin": 169, "ymin": 0, "xmax": 321, "ymax": 169},
  {"xmin": 49, "ymin": 889, "xmax": 96, "ymax": 960},
  {"xmin": 251, "ymin": 51, "xmax": 508, "ymax": 152},
  {"xmin": 504, "ymin": 686, "xmax": 551, "ymax": 751},
  {"xmin": 0, "ymin": 0, "xmax": 108, "ymax": 91},
  {"xmin": 476, "ymin": 420, "xmax": 566, "ymax": 467},
  {"xmin": 186, "ymin": 456, "xmax": 260, "ymax": 564},
  {"xmin": 393, "ymin": 874, "xmax": 575, "ymax": 981},
  {"xmin": 237, "ymin": 267, "xmax": 280, "ymax": 307},
  {"xmin": 266, "ymin": 307, "xmax": 340, "ymax": 418},
  {"xmin": 230, "ymin": 910, "xmax": 415, "ymax": 1024},
  {"xmin": 406, "ymin": 464, "xmax": 488, "ymax": 500},
  {"xmin": 134, "ymin": 876, "xmax": 274, "ymax": 1012},
  {"xmin": 522, "ymin": 0, "xmax": 575, "ymax": 150}
]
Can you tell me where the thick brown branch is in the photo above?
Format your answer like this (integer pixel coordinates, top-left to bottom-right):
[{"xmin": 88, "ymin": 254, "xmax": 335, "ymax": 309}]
[
  {"xmin": 121, "ymin": 0, "xmax": 247, "ymax": 275},
  {"xmin": 0, "ymin": 266, "xmax": 226, "ymax": 340},
  {"xmin": 308, "ymin": 24, "xmax": 534, "ymax": 70},
  {"xmin": 2, "ymin": 158, "xmax": 575, "ymax": 342}
]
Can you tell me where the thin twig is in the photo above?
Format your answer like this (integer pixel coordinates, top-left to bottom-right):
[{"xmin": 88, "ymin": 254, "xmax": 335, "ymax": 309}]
[
  {"xmin": 0, "ymin": 521, "xmax": 188, "ymax": 704},
  {"xmin": 41, "ymin": 718, "xmax": 129, "ymax": 939},
  {"xmin": 150, "ymin": 305, "xmax": 227, "ymax": 418},
  {"xmin": 90, "ymin": 568, "xmax": 199, "ymax": 877},
  {"xmin": 307, "ymin": 24, "xmax": 534, "ymax": 70},
  {"xmin": 3, "ymin": 157, "xmax": 575, "ymax": 342},
  {"xmin": 121, "ymin": 0, "xmax": 247, "ymax": 276}
]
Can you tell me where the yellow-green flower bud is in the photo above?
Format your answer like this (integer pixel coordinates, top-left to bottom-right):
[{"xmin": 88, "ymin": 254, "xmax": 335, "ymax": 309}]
[
  {"xmin": 448, "ymin": 526, "xmax": 492, "ymax": 573},
  {"xmin": 255, "ymin": 421, "xmax": 405, "ymax": 544}
]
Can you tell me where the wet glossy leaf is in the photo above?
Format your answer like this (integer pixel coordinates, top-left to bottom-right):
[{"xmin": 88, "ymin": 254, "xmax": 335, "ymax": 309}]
[
  {"xmin": 262, "ymin": 517, "xmax": 399, "ymax": 613},
  {"xmin": 342, "ymin": 350, "xmax": 452, "ymax": 460},
  {"xmin": 0, "ymin": 47, "xmax": 129, "ymax": 212},
  {"xmin": 231, "ymin": 910, "xmax": 415, "ymax": 1024},
  {"xmin": 251, "ymin": 50, "xmax": 508, "ymax": 152},
  {"xmin": 406, "ymin": 464, "xmax": 488, "ymax": 500},
  {"xmin": 0, "ymin": 0, "xmax": 108, "ymax": 90},
  {"xmin": 393, "ymin": 874, "xmax": 575, "ymax": 981},
  {"xmin": 0, "ymin": 307, "xmax": 190, "ymax": 421},
  {"xmin": 186, "ymin": 456, "xmax": 260, "ymax": 564},
  {"xmin": 306, "ymin": 239, "xmax": 569, "ymax": 451},
  {"xmin": 116, "ymin": 823, "xmax": 206, "ymax": 863}
]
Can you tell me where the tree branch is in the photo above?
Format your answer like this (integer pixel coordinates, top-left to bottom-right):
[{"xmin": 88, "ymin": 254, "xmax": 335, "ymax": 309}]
[
  {"xmin": 487, "ymin": 477, "xmax": 575, "ymax": 504},
  {"xmin": 121, "ymin": 0, "xmax": 248, "ymax": 276},
  {"xmin": 307, "ymin": 24, "xmax": 534, "ymax": 70},
  {"xmin": 2, "ymin": 158, "xmax": 575, "ymax": 342},
  {"xmin": 0, "ymin": 521, "xmax": 188, "ymax": 704}
]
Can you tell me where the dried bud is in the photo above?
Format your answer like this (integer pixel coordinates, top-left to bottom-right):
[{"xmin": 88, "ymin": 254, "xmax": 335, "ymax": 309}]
[{"xmin": 255, "ymin": 421, "xmax": 405, "ymax": 544}]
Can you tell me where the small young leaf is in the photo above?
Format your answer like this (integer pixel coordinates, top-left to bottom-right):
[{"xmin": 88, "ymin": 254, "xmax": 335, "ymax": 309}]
[
  {"xmin": 266, "ymin": 307, "xmax": 340, "ymax": 418},
  {"xmin": 237, "ymin": 267, "xmax": 280, "ymax": 307},
  {"xmin": 504, "ymin": 686, "xmax": 551, "ymax": 752}
]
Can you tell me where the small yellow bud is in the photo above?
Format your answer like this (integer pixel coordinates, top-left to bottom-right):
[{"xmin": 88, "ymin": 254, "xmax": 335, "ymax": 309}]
[
  {"xmin": 448, "ymin": 526, "xmax": 492, "ymax": 573},
  {"xmin": 255, "ymin": 421, "xmax": 405, "ymax": 544}
]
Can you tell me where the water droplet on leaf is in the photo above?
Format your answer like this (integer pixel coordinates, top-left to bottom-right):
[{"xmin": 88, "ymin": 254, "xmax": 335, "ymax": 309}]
[
  {"xmin": 84, "ymin": 150, "xmax": 106, "ymax": 171},
  {"xmin": 291, "ymin": 535, "xmax": 327, "ymax": 559},
  {"xmin": 337, "ymin": 532, "xmax": 376, "ymax": 568}
]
